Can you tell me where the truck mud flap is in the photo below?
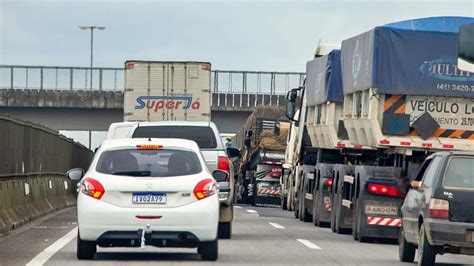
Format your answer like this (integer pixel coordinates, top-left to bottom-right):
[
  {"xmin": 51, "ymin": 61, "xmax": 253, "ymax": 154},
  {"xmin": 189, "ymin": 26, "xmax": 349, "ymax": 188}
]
[{"xmin": 358, "ymin": 198, "xmax": 402, "ymax": 240}]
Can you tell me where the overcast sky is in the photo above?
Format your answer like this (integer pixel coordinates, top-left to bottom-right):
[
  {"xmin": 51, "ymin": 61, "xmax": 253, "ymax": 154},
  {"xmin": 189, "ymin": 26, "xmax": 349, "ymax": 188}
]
[{"xmin": 1, "ymin": 0, "xmax": 473, "ymax": 72}]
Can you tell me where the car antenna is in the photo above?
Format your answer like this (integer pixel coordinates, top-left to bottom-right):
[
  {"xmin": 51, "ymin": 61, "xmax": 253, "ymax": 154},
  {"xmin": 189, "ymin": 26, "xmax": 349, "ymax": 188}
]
[{"xmin": 146, "ymin": 121, "xmax": 152, "ymax": 142}]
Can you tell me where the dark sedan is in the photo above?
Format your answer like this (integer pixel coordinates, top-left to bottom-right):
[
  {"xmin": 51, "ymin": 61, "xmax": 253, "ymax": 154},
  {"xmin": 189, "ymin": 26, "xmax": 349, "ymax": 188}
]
[{"xmin": 399, "ymin": 151, "xmax": 474, "ymax": 266}]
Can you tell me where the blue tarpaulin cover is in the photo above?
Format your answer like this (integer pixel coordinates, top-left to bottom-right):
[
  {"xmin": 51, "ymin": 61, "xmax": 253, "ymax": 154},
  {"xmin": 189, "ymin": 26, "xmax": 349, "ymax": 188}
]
[
  {"xmin": 341, "ymin": 16, "xmax": 474, "ymax": 98},
  {"xmin": 306, "ymin": 50, "xmax": 343, "ymax": 106}
]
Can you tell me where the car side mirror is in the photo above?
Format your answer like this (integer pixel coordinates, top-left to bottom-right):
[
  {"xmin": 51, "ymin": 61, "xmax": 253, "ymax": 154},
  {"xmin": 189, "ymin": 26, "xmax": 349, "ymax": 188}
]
[
  {"xmin": 226, "ymin": 147, "xmax": 241, "ymax": 158},
  {"xmin": 286, "ymin": 101, "xmax": 296, "ymax": 120},
  {"xmin": 66, "ymin": 168, "xmax": 84, "ymax": 181},
  {"xmin": 457, "ymin": 23, "xmax": 474, "ymax": 72},
  {"xmin": 212, "ymin": 170, "xmax": 229, "ymax": 182}
]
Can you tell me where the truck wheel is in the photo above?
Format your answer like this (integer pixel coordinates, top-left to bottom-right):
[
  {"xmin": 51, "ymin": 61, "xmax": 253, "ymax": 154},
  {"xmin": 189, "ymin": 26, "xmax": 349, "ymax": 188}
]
[
  {"xmin": 417, "ymin": 223, "xmax": 436, "ymax": 266},
  {"xmin": 334, "ymin": 192, "xmax": 344, "ymax": 234},
  {"xmin": 281, "ymin": 196, "xmax": 288, "ymax": 210},
  {"xmin": 355, "ymin": 202, "xmax": 369, "ymax": 243},
  {"xmin": 200, "ymin": 239, "xmax": 218, "ymax": 261},
  {"xmin": 302, "ymin": 206, "xmax": 312, "ymax": 222},
  {"xmin": 330, "ymin": 201, "xmax": 337, "ymax": 232},
  {"xmin": 399, "ymin": 226, "xmax": 416, "ymax": 262},
  {"xmin": 218, "ymin": 222, "xmax": 232, "ymax": 239},
  {"xmin": 77, "ymin": 233, "xmax": 96, "ymax": 260},
  {"xmin": 298, "ymin": 197, "xmax": 304, "ymax": 221},
  {"xmin": 334, "ymin": 202, "xmax": 343, "ymax": 234},
  {"xmin": 316, "ymin": 193, "xmax": 329, "ymax": 228},
  {"xmin": 301, "ymin": 196, "xmax": 312, "ymax": 222},
  {"xmin": 294, "ymin": 199, "xmax": 300, "ymax": 219},
  {"xmin": 352, "ymin": 201, "xmax": 359, "ymax": 241},
  {"xmin": 312, "ymin": 197, "xmax": 319, "ymax": 226}
]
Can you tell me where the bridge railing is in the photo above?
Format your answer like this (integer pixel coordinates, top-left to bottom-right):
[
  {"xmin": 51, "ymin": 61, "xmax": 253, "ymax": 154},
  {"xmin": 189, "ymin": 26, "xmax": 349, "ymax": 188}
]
[{"xmin": 0, "ymin": 65, "xmax": 305, "ymax": 96}]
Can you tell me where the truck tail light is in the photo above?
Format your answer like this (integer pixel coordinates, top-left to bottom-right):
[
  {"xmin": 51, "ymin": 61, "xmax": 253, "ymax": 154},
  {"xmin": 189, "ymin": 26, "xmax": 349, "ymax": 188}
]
[
  {"xmin": 368, "ymin": 183, "xmax": 405, "ymax": 198},
  {"xmin": 428, "ymin": 198, "xmax": 449, "ymax": 220},
  {"xmin": 218, "ymin": 156, "xmax": 230, "ymax": 173},
  {"xmin": 325, "ymin": 178, "xmax": 333, "ymax": 189},
  {"xmin": 194, "ymin": 178, "xmax": 216, "ymax": 200},
  {"xmin": 81, "ymin": 178, "xmax": 105, "ymax": 200}
]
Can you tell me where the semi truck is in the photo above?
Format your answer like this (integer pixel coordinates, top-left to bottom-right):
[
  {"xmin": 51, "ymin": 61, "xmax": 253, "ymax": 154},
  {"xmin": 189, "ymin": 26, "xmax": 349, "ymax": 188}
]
[
  {"xmin": 284, "ymin": 17, "xmax": 474, "ymax": 241},
  {"xmin": 281, "ymin": 43, "xmax": 340, "ymax": 217},
  {"xmin": 106, "ymin": 61, "xmax": 239, "ymax": 239},
  {"xmin": 234, "ymin": 106, "xmax": 289, "ymax": 206}
]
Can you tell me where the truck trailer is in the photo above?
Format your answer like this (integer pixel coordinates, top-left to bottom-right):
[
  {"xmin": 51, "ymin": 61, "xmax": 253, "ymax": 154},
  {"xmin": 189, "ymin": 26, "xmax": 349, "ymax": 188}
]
[
  {"xmin": 105, "ymin": 61, "xmax": 239, "ymax": 239},
  {"xmin": 285, "ymin": 17, "xmax": 474, "ymax": 241},
  {"xmin": 234, "ymin": 107, "xmax": 289, "ymax": 206}
]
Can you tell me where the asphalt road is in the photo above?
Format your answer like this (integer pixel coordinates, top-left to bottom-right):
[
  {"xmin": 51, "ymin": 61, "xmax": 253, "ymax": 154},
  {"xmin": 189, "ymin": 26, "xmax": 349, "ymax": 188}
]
[{"xmin": 1, "ymin": 205, "xmax": 473, "ymax": 265}]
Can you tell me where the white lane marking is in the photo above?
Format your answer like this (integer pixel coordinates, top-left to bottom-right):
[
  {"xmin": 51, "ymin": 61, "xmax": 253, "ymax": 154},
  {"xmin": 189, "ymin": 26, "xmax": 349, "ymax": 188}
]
[
  {"xmin": 268, "ymin": 222, "xmax": 285, "ymax": 229},
  {"xmin": 297, "ymin": 239, "xmax": 322, "ymax": 250},
  {"xmin": 26, "ymin": 227, "xmax": 78, "ymax": 266},
  {"xmin": 234, "ymin": 206, "xmax": 242, "ymax": 209},
  {"xmin": 34, "ymin": 226, "xmax": 68, "ymax": 229},
  {"xmin": 246, "ymin": 209, "xmax": 258, "ymax": 213}
]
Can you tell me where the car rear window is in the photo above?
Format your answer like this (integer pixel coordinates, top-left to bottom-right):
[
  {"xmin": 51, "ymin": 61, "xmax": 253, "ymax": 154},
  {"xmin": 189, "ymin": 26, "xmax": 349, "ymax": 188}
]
[
  {"xmin": 132, "ymin": 126, "xmax": 217, "ymax": 149},
  {"xmin": 443, "ymin": 156, "xmax": 474, "ymax": 189},
  {"xmin": 96, "ymin": 149, "xmax": 202, "ymax": 177}
]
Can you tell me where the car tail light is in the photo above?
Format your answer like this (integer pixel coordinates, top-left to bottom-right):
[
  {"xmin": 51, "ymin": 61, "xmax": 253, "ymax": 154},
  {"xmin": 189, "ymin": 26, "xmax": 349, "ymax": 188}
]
[
  {"xmin": 325, "ymin": 178, "xmax": 333, "ymax": 188},
  {"xmin": 218, "ymin": 156, "xmax": 230, "ymax": 173},
  {"xmin": 194, "ymin": 178, "xmax": 217, "ymax": 200},
  {"xmin": 368, "ymin": 183, "xmax": 405, "ymax": 198},
  {"xmin": 81, "ymin": 178, "xmax": 105, "ymax": 200},
  {"xmin": 428, "ymin": 198, "xmax": 449, "ymax": 220}
]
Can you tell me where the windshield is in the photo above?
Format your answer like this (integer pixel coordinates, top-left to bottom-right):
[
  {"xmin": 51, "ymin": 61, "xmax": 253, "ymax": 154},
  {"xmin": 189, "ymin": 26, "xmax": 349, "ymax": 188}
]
[
  {"xmin": 96, "ymin": 149, "xmax": 202, "ymax": 177},
  {"xmin": 443, "ymin": 156, "xmax": 474, "ymax": 189},
  {"xmin": 132, "ymin": 126, "xmax": 218, "ymax": 149}
]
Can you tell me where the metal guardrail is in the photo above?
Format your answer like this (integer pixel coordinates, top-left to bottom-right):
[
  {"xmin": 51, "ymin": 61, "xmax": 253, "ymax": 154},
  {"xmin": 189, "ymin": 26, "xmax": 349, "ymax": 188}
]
[{"xmin": 0, "ymin": 65, "xmax": 305, "ymax": 95}]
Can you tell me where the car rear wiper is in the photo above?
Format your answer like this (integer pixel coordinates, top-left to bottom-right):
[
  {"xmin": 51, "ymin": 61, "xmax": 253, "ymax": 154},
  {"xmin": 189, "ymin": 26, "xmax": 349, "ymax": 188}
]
[{"xmin": 112, "ymin": 171, "xmax": 151, "ymax": 177}]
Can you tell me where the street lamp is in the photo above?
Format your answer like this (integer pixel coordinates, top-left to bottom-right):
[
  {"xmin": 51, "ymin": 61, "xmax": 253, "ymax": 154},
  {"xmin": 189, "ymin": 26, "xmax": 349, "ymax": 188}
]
[
  {"xmin": 79, "ymin": 25, "xmax": 105, "ymax": 149},
  {"xmin": 79, "ymin": 25, "xmax": 106, "ymax": 90}
]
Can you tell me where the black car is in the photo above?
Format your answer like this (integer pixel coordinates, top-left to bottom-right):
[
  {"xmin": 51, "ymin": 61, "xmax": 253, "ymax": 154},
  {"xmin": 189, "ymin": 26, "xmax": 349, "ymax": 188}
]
[{"xmin": 399, "ymin": 151, "xmax": 474, "ymax": 266}]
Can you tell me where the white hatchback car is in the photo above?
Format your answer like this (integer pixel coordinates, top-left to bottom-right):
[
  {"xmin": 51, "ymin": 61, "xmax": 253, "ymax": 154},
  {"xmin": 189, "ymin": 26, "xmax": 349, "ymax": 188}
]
[{"xmin": 67, "ymin": 138, "xmax": 228, "ymax": 261}]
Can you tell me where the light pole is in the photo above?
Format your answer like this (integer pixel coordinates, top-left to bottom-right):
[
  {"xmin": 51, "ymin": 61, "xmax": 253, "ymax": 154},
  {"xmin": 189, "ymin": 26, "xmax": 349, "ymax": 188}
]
[
  {"xmin": 79, "ymin": 25, "xmax": 105, "ymax": 149},
  {"xmin": 79, "ymin": 25, "xmax": 105, "ymax": 90}
]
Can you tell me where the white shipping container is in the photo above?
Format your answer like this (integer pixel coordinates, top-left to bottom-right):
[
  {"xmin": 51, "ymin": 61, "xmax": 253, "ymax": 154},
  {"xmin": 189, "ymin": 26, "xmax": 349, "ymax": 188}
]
[{"xmin": 124, "ymin": 61, "xmax": 211, "ymax": 122}]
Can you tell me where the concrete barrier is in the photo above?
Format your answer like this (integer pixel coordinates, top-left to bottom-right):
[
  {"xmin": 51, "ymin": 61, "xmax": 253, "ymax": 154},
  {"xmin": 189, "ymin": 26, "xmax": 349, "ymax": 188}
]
[
  {"xmin": 0, "ymin": 174, "xmax": 78, "ymax": 233},
  {"xmin": 0, "ymin": 115, "xmax": 93, "ymax": 234}
]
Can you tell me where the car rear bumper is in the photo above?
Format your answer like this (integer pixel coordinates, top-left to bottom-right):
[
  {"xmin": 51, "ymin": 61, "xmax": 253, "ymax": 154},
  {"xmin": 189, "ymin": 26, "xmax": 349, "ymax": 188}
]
[
  {"xmin": 78, "ymin": 194, "xmax": 219, "ymax": 242},
  {"xmin": 96, "ymin": 230, "xmax": 201, "ymax": 248},
  {"xmin": 425, "ymin": 218, "xmax": 474, "ymax": 254}
]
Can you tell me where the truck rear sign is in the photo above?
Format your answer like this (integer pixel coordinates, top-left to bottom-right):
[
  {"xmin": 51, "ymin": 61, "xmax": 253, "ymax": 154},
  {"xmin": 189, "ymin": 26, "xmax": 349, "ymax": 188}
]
[
  {"xmin": 364, "ymin": 205, "xmax": 398, "ymax": 216},
  {"xmin": 135, "ymin": 95, "xmax": 202, "ymax": 111},
  {"xmin": 406, "ymin": 96, "xmax": 474, "ymax": 130}
]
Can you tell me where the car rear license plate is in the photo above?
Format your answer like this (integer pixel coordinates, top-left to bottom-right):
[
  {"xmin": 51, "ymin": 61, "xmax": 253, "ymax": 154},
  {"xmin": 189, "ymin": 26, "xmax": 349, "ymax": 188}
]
[
  {"xmin": 132, "ymin": 193, "xmax": 166, "ymax": 204},
  {"xmin": 364, "ymin": 205, "xmax": 398, "ymax": 216}
]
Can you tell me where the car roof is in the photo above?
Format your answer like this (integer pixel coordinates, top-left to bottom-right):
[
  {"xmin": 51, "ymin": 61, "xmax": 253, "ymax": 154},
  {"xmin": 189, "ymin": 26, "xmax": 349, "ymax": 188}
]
[
  {"xmin": 100, "ymin": 138, "xmax": 201, "ymax": 152},
  {"xmin": 433, "ymin": 151, "xmax": 474, "ymax": 156},
  {"xmin": 134, "ymin": 121, "xmax": 217, "ymax": 127}
]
